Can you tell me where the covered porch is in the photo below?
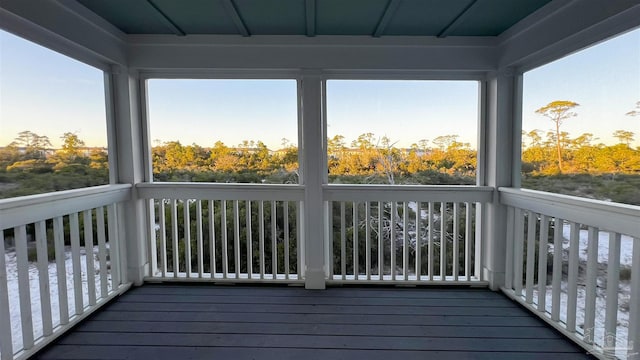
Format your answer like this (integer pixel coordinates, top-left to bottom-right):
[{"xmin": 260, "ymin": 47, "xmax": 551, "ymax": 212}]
[{"xmin": 1, "ymin": 1, "xmax": 639, "ymax": 359}]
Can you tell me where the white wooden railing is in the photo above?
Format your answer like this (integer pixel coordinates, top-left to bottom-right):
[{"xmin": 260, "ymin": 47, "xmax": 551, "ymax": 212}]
[
  {"xmin": 137, "ymin": 183, "xmax": 305, "ymax": 283},
  {"xmin": 324, "ymin": 185, "xmax": 493, "ymax": 284},
  {"xmin": 139, "ymin": 183, "xmax": 493, "ymax": 285},
  {"xmin": 500, "ymin": 188, "xmax": 640, "ymax": 360},
  {"xmin": 0, "ymin": 185, "xmax": 132, "ymax": 360}
]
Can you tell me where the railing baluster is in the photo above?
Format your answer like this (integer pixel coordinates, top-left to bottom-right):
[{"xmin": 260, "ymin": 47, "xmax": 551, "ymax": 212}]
[
  {"xmin": 54, "ymin": 216, "xmax": 69, "ymax": 324},
  {"xmin": 171, "ymin": 199, "xmax": 179, "ymax": 277},
  {"xmin": 149, "ymin": 201, "xmax": 157, "ymax": 277},
  {"xmin": 83, "ymin": 211, "xmax": 96, "ymax": 306},
  {"xmin": 584, "ymin": 226, "xmax": 599, "ymax": 344},
  {"xmin": 96, "ymin": 208, "xmax": 108, "ymax": 299},
  {"xmin": 525, "ymin": 210, "xmax": 536, "ymax": 304},
  {"xmin": 35, "ymin": 220, "xmax": 53, "ymax": 335},
  {"xmin": 453, "ymin": 203, "xmax": 459, "ymax": 281},
  {"xmin": 328, "ymin": 202, "xmax": 334, "ymax": 279},
  {"xmin": 107, "ymin": 204, "xmax": 120, "ymax": 288},
  {"xmin": 567, "ymin": 222, "xmax": 580, "ymax": 332},
  {"xmin": 505, "ymin": 207, "xmax": 515, "ymax": 289},
  {"xmin": 353, "ymin": 201, "xmax": 358, "ymax": 279},
  {"xmin": 184, "ymin": 199, "xmax": 192, "ymax": 277},
  {"xmin": 537, "ymin": 215, "xmax": 549, "ymax": 312},
  {"xmin": 391, "ymin": 201, "xmax": 396, "ymax": 280},
  {"xmin": 440, "ymin": 202, "xmax": 446, "ymax": 280},
  {"xmin": 70, "ymin": 213, "xmax": 83, "ymax": 315},
  {"xmin": 513, "ymin": 208, "xmax": 524, "ymax": 296},
  {"xmin": 604, "ymin": 232, "xmax": 621, "ymax": 356},
  {"xmin": 0, "ymin": 230, "xmax": 13, "ymax": 359},
  {"xmin": 259, "ymin": 201, "xmax": 265, "ymax": 279},
  {"xmin": 428, "ymin": 202, "xmax": 434, "ymax": 281},
  {"xmin": 233, "ymin": 200, "xmax": 240, "ymax": 279},
  {"xmin": 284, "ymin": 201, "xmax": 289, "ymax": 279},
  {"xmin": 378, "ymin": 201, "xmax": 383, "ymax": 280},
  {"xmin": 247, "ymin": 200, "xmax": 254, "ymax": 279},
  {"xmin": 474, "ymin": 203, "xmax": 482, "ymax": 279},
  {"xmin": 196, "ymin": 200, "xmax": 204, "ymax": 278},
  {"xmin": 16, "ymin": 225, "xmax": 34, "ymax": 349},
  {"xmin": 415, "ymin": 201, "xmax": 421, "ymax": 281},
  {"xmin": 222, "ymin": 200, "xmax": 228, "ymax": 278},
  {"xmin": 464, "ymin": 203, "xmax": 471, "ymax": 280},
  {"xmin": 297, "ymin": 201, "xmax": 303, "ymax": 279},
  {"xmin": 340, "ymin": 202, "xmax": 346, "ymax": 280},
  {"xmin": 209, "ymin": 200, "xmax": 216, "ymax": 278},
  {"xmin": 271, "ymin": 201, "xmax": 277, "ymax": 279},
  {"xmin": 403, "ymin": 202, "xmax": 409, "ymax": 281},
  {"xmin": 159, "ymin": 200, "xmax": 167, "ymax": 277},
  {"xmin": 365, "ymin": 201, "xmax": 371, "ymax": 280},
  {"xmin": 551, "ymin": 217, "xmax": 563, "ymax": 322},
  {"xmin": 628, "ymin": 237, "xmax": 640, "ymax": 359}
]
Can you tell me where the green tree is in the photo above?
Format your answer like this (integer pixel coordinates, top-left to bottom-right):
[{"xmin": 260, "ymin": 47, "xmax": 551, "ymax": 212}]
[
  {"xmin": 613, "ymin": 130, "xmax": 635, "ymax": 146},
  {"xmin": 10, "ymin": 130, "xmax": 52, "ymax": 159},
  {"xmin": 535, "ymin": 100, "xmax": 580, "ymax": 173}
]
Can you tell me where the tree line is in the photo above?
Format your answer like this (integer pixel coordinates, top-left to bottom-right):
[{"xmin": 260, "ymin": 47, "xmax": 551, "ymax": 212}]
[
  {"xmin": 0, "ymin": 99, "xmax": 638, "ymax": 200},
  {"xmin": 523, "ymin": 100, "xmax": 639, "ymax": 175}
]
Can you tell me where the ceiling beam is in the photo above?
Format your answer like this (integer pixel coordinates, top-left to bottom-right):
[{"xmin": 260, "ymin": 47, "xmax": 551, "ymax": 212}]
[
  {"xmin": 305, "ymin": 0, "xmax": 316, "ymax": 37},
  {"xmin": 146, "ymin": 0, "xmax": 185, "ymax": 36},
  {"xmin": 437, "ymin": 0, "xmax": 478, "ymax": 38},
  {"xmin": 222, "ymin": 0, "xmax": 250, "ymax": 37},
  {"xmin": 373, "ymin": 0, "xmax": 402, "ymax": 37}
]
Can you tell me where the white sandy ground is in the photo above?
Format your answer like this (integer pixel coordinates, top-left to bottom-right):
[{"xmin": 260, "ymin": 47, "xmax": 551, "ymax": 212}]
[
  {"xmin": 533, "ymin": 225, "xmax": 634, "ymax": 359},
  {"xmin": 2, "ymin": 247, "xmax": 111, "ymax": 356}
]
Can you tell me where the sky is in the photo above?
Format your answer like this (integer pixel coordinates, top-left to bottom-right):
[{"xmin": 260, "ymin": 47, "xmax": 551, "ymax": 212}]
[{"xmin": 1, "ymin": 27, "xmax": 639, "ymax": 149}]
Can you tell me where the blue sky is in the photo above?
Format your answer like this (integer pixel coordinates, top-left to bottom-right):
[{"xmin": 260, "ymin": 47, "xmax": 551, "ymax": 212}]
[{"xmin": 1, "ymin": 27, "xmax": 639, "ymax": 149}]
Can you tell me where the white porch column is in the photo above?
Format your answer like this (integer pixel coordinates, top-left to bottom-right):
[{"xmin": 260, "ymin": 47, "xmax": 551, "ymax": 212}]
[
  {"xmin": 107, "ymin": 66, "xmax": 148, "ymax": 286},
  {"xmin": 483, "ymin": 68, "xmax": 520, "ymax": 290},
  {"xmin": 300, "ymin": 72, "xmax": 326, "ymax": 289}
]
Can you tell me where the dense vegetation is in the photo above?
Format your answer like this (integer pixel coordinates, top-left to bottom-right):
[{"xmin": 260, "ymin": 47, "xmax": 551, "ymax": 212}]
[{"xmin": 1, "ymin": 125, "xmax": 639, "ymax": 204}]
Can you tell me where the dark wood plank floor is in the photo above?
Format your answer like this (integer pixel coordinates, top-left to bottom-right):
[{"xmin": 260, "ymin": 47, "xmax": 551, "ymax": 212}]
[{"xmin": 35, "ymin": 284, "xmax": 593, "ymax": 360}]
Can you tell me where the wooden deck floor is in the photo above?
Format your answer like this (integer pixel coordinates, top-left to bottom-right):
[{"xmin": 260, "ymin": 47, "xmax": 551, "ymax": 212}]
[{"xmin": 35, "ymin": 284, "xmax": 592, "ymax": 360}]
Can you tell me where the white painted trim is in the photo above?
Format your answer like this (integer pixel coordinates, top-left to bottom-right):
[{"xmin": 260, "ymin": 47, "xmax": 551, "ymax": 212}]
[
  {"xmin": 327, "ymin": 279, "xmax": 487, "ymax": 286},
  {"xmin": 0, "ymin": 184, "xmax": 132, "ymax": 229},
  {"xmin": 300, "ymin": 74, "xmax": 326, "ymax": 289},
  {"xmin": 500, "ymin": 187, "xmax": 640, "ymax": 238},
  {"xmin": 497, "ymin": 0, "xmax": 576, "ymax": 43},
  {"xmin": 0, "ymin": 0, "xmax": 127, "ymax": 68},
  {"xmin": 127, "ymin": 35, "xmax": 498, "ymax": 71},
  {"xmin": 323, "ymin": 185, "xmax": 493, "ymax": 203},
  {"xmin": 139, "ymin": 78, "xmax": 154, "ymax": 182},
  {"xmin": 136, "ymin": 182, "xmax": 305, "ymax": 201},
  {"xmin": 144, "ymin": 277, "xmax": 305, "ymax": 285},
  {"xmin": 51, "ymin": 0, "xmax": 127, "ymax": 43},
  {"xmin": 321, "ymin": 70, "xmax": 486, "ymax": 80},
  {"xmin": 127, "ymin": 34, "xmax": 499, "ymax": 47},
  {"xmin": 476, "ymin": 80, "xmax": 487, "ymax": 186},
  {"xmin": 104, "ymin": 71, "xmax": 120, "ymax": 185},
  {"xmin": 139, "ymin": 70, "xmax": 303, "ymax": 80},
  {"xmin": 499, "ymin": 1, "xmax": 640, "ymax": 71},
  {"xmin": 510, "ymin": 72, "xmax": 524, "ymax": 188}
]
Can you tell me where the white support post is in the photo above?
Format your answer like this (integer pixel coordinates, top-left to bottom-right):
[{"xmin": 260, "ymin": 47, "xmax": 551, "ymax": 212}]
[
  {"xmin": 108, "ymin": 65, "xmax": 148, "ymax": 285},
  {"xmin": 301, "ymin": 72, "xmax": 326, "ymax": 289},
  {"xmin": 483, "ymin": 69, "xmax": 518, "ymax": 290}
]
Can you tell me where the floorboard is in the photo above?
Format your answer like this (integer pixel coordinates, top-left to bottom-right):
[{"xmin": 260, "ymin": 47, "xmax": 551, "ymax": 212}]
[{"xmin": 34, "ymin": 284, "xmax": 593, "ymax": 360}]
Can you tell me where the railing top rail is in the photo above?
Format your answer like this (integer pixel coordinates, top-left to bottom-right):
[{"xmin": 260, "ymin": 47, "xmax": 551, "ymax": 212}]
[
  {"xmin": 499, "ymin": 187, "xmax": 640, "ymax": 238},
  {"xmin": 324, "ymin": 184, "xmax": 494, "ymax": 203},
  {"xmin": 136, "ymin": 182, "xmax": 305, "ymax": 201},
  {"xmin": 0, "ymin": 184, "xmax": 132, "ymax": 229}
]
